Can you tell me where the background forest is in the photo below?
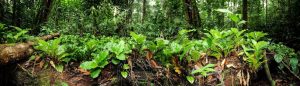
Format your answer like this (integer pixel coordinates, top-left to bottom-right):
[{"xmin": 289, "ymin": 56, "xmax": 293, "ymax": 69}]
[
  {"xmin": 0, "ymin": 0, "xmax": 300, "ymax": 86},
  {"xmin": 1, "ymin": 0, "xmax": 299, "ymax": 45}
]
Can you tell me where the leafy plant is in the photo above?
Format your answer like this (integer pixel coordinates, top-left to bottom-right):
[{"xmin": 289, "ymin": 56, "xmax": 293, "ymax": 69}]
[
  {"xmin": 130, "ymin": 32, "xmax": 146, "ymax": 44},
  {"xmin": 186, "ymin": 76, "xmax": 195, "ymax": 84},
  {"xmin": 242, "ymin": 40, "xmax": 269, "ymax": 70},
  {"xmin": 80, "ymin": 51, "xmax": 109, "ymax": 78},
  {"xmin": 269, "ymin": 43, "xmax": 299, "ymax": 74},
  {"xmin": 215, "ymin": 9, "xmax": 246, "ymax": 27},
  {"xmin": 246, "ymin": 32, "xmax": 268, "ymax": 41},
  {"xmin": 203, "ymin": 29, "xmax": 236, "ymax": 59},
  {"xmin": 107, "ymin": 40, "xmax": 132, "ymax": 61},
  {"xmin": 191, "ymin": 64, "xmax": 215, "ymax": 77},
  {"xmin": 121, "ymin": 64, "xmax": 130, "ymax": 78},
  {"xmin": 35, "ymin": 38, "xmax": 69, "ymax": 72},
  {"xmin": 0, "ymin": 25, "xmax": 33, "ymax": 43}
]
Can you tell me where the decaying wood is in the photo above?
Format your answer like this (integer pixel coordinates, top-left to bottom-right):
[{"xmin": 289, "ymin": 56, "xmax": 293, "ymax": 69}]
[{"xmin": 0, "ymin": 33, "xmax": 60, "ymax": 65}]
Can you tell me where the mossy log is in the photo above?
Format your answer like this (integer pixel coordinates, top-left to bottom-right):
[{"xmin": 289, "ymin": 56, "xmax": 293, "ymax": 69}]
[{"xmin": 0, "ymin": 33, "xmax": 60, "ymax": 65}]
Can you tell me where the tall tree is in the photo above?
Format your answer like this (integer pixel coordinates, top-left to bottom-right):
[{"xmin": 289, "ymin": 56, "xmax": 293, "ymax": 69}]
[
  {"xmin": 242, "ymin": 0, "xmax": 248, "ymax": 29},
  {"xmin": 12, "ymin": 0, "xmax": 21, "ymax": 26},
  {"xmin": 0, "ymin": 0, "xmax": 5, "ymax": 22},
  {"xmin": 32, "ymin": 0, "xmax": 55, "ymax": 35},
  {"xmin": 141, "ymin": 0, "xmax": 147, "ymax": 23},
  {"xmin": 183, "ymin": 0, "xmax": 201, "ymax": 27}
]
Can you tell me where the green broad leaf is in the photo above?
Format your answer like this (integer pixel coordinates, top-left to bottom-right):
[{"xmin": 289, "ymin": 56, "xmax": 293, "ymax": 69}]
[
  {"xmin": 14, "ymin": 30, "xmax": 28, "ymax": 40},
  {"xmin": 61, "ymin": 57, "xmax": 71, "ymax": 63},
  {"xmin": 163, "ymin": 49, "xmax": 172, "ymax": 56},
  {"xmin": 179, "ymin": 29, "xmax": 195, "ymax": 36},
  {"xmin": 209, "ymin": 29, "xmax": 222, "ymax": 38},
  {"xmin": 60, "ymin": 81, "xmax": 69, "ymax": 86},
  {"xmin": 86, "ymin": 39, "xmax": 98, "ymax": 50},
  {"xmin": 94, "ymin": 51, "xmax": 109, "ymax": 63},
  {"xmin": 57, "ymin": 45, "xmax": 68, "ymax": 57},
  {"xmin": 205, "ymin": 68, "xmax": 215, "ymax": 72},
  {"xmin": 35, "ymin": 39, "xmax": 49, "ymax": 51},
  {"xmin": 98, "ymin": 61, "xmax": 109, "ymax": 68},
  {"xmin": 80, "ymin": 61, "xmax": 98, "ymax": 70},
  {"xmin": 191, "ymin": 64, "xmax": 215, "ymax": 75},
  {"xmin": 116, "ymin": 54, "xmax": 126, "ymax": 60},
  {"xmin": 290, "ymin": 58, "xmax": 298, "ymax": 72},
  {"xmin": 205, "ymin": 64, "xmax": 215, "ymax": 68},
  {"xmin": 121, "ymin": 71, "xmax": 128, "ymax": 78},
  {"xmin": 215, "ymin": 9, "xmax": 233, "ymax": 14},
  {"xmin": 186, "ymin": 76, "xmax": 195, "ymax": 84},
  {"xmin": 210, "ymin": 52, "xmax": 222, "ymax": 59},
  {"xmin": 238, "ymin": 20, "xmax": 247, "ymax": 25},
  {"xmin": 201, "ymin": 72, "xmax": 208, "ymax": 77},
  {"xmin": 191, "ymin": 50, "xmax": 201, "ymax": 61},
  {"xmin": 156, "ymin": 38, "xmax": 169, "ymax": 48},
  {"xmin": 229, "ymin": 14, "xmax": 240, "ymax": 23},
  {"xmin": 274, "ymin": 54, "xmax": 283, "ymax": 63},
  {"xmin": 123, "ymin": 64, "xmax": 130, "ymax": 70},
  {"xmin": 110, "ymin": 41, "xmax": 125, "ymax": 55},
  {"xmin": 255, "ymin": 41, "xmax": 269, "ymax": 50},
  {"xmin": 55, "ymin": 64, "xmax": 64, "ymax": 72},
  {"xmin": 130, "ymin": 32, "xmax": 146, "ymax": 44},
  {"xmin": 247, "ymin": 32, "xmax": 268, "ymax": 41},
  {"xmin": 52, "ymin": 38, "xmax": 61, "ymax": 49},
  {"xmin": 29, "ymin": 55, "xmax": 36, "ymax": 61},
  {"xmin": 112, "ymin": 59, "xmax": 120, "ymax": 65},
  {"xmin": 111, "ymin": 45, "xmax": 123, "ymax": 55},
  {"xmin": 171, "ymin": 42, "xmax": 182, "ymax": 53},
  {"xmin": 91, "ymin": 68, "xmax": 101, "ymax": 78}
]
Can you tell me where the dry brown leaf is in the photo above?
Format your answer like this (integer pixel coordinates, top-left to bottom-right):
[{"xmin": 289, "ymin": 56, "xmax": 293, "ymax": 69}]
[
  {"xmin": 150, "ymin": 60, "xmax": 162, "ymax": 68},
  {"xmin": 78, "ymin": 68, "xmax": 90, "ymax": 75},
  {"xmin": 35, "ymin": 55, "xmax": 41, "ymax": 62},
  {"xmin": 221, "ymin": 59, "xmax": 227, "ymax": 69},
  {"xmin": 39, "ymin": 60, "xmax": 45, "ymax": 68},
  {"xmin": 146, "ymin": 51, "xmax": 153, "ymax": 60},
  {"xmin": 200, "ymin": 53, "xmax": 206, "ymax": 58}
]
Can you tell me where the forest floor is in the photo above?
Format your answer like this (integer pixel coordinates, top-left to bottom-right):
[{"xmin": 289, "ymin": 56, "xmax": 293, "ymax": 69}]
[{"xmin": 0, "ymin": 53, "xmax": 299, "ymax": 86}]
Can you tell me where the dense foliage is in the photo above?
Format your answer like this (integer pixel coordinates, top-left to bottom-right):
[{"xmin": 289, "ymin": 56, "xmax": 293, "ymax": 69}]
[{"xmin": 0, "ymin": 0, "xmax": 300, "ymax": 85}]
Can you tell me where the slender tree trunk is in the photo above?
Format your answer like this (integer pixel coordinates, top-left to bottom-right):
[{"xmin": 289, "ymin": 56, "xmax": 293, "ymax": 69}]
[
  {"xmin": 12, "ymin": 0, "xmax": 20, "ymax": 26},
  {"xmin": 126, "ymin": 0, "xmax": 134, "ymax": 24},
  {"xmin": 32, "ymin": 0, "xmax": 55, "ymax": 35},
  {"xmin": 242, "ymin": 0, "xmax": 248, "ymax": 29},
  {"xmin": 184, "ymin": 0, "xmax": 201, "ymax": 27},
  {"xmin": 0, "ymin": 0, "xmax": 4, "ymax": 21},
  {"xmin": 117, "ymin": 0, "xmax": 133, "ymax": 36},
  {"xmin": 218, "ymin": 0, "xmax": 225, "ymax": 27},
  {"xmin": 265, "ymin": 0, "xmax": 268, "ymax": 26},
  {"xmin": 142, "ymin": 0, "xmax": 147, "ymax": 23}
]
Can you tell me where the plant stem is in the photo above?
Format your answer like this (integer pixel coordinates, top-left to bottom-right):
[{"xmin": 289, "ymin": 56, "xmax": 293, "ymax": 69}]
[{"xmin": 263, "ymin": 51, "xmax": 275, "ymax": 86}]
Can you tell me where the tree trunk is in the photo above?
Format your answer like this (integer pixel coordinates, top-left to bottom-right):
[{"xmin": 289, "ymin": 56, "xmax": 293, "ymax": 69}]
[
  {"xmin": 0, "ymin": 33, "xmax": 60, "ymax": 65},
  {"xmin": 265, "ymin": 0, "xmax": 268, "ymax": 26},
  {"xmin": 184, "ymin": 0, "xmax": 201, "ymax": 28},
  {"xmin": 142, "ymin": 0, "xmax": 147, "ymax": 23},
  {"xmin": 242, "ymin": 0, "xmax": 248, "ymax": 29},
  {"xmin": 0, "ymin": 0, "xmax": 3, "ymax": 21},
  {"xmin": 32, "ymin": 0, "xmax": 55, "ymax": 35},
  {"xmin": 218, "ymin": 0, "xmax": 225, "ymax": 27},
  {"xmin": 116, "ymin": 0, "xmax": 133, "ymax": 36},
  {"xmin": 12, "ymin": 0, "xmax": 20, "ymax": 26}
]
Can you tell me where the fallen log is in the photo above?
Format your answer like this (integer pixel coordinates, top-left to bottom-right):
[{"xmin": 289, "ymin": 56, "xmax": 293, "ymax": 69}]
[{"xmin": 0, "ymin": 33, "xmax": 60, "ymax": 65}]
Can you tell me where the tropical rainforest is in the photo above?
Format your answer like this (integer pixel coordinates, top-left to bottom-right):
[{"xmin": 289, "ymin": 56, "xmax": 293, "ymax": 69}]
[{"xmin": 0, "ymin": 0, "xmax": 300, "ymax": 86}]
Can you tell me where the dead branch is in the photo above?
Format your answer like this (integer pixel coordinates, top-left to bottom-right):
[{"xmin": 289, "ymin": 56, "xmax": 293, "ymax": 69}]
[{"xmin": 0, "ymin": 33, "xmax": 60, "ymax": 65}]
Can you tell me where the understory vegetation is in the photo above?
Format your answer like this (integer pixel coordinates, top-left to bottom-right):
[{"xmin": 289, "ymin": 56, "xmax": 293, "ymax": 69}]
[{"xmin": 0, "ymin": 0, "xmax": 300, "ymax": 86}]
